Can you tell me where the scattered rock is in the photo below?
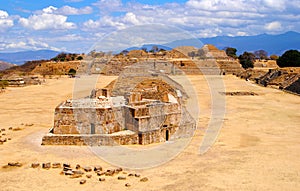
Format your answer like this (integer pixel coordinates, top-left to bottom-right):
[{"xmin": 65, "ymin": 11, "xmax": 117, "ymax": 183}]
[
  {"xmin": 140, "ymin": 177, "xmax": 148, "ymax": 182},
  {"xmin": 64, "ymin": 170, "xmax": 74, "ymax": 175},
  {"xmin": 75, "ymin": 164, "xmax": 80, "ymax": 169},
  {"xmin": 31, "ymin": 163, "xmax": 40, "ymax": 168},
  {"xmin": 7, "ymin": 138, "xmax": 11, "ymax": 141},
  {"xmin": 128, "ymin": 173, "xmax": 135, "ymax": 177},
  {"xmin": 115, "ymin": 167, "xmax": 123, "ymax": 173},
  {"xmin": 52, "ymin": 162, "xmax": 61, "ymax": 168},
  {"xmin": 83, "ymin": 166, "xmax": 92, "ymax": 172},
  {"xmin": 2, "ymin": 133, "xmax": 6, "ymax": 136},
  {"xmin": 135, "ymin": 173, "xmax": 140, "ymax": 177},
  {"xmin": 63, "ymin": 163, "xmax": 71, "ymax": 168},
  {"xmin": 105, "ymin": 171, "xmax": 114, "ymax": 176},
  {"xmin": 64, "ymin": 167, "xmax": 72, "ymax": 171},
  {"xmin": 99, "ymin": 177, "xmax": 105, "ymax": 182},
  {"xmin": 42, "ymin": 163, "xmax": 51, "ymax": 169},
  {"xmin": 86, "ymin": 174, "xmax": 92, "ymax": 178},
  {"xmin": 8, "ymin": 127, "xmax": 12, "ymax": 130},
  {"xmin": 79, "ymin": 179, "xmax": 86, "ymax": 185},
  {"xmin": 125, "ymin": 183, "xmax": 131, "ymax": 187},
  {"xmin": 72, "ymin": 170, "xmax": 84, "ymax": 175},
  {"xmin": 94, "ymin": 165, "xmax": 102, "ymax": 171},
  {"xmin": 0, "ymin": 138, "xmax": 7, "ymax": 143},
  {"xmin": 122, "ymin": 171, "xmax": 128, "ymax": 174},
  {"xmin": 8, "ymin": 162, "xmax": 22, "ymax": 167},
  {"xmin": 118, "ymin": 176, "xmax": 126, "ymax": 180},
  {"xmin": 105, "ymin": 169, "xmax": 115, "ymax": 176},
  {"xmin": 1, "ymin": 128, "xmax": 5, "ymax": 131},
  {"xmin": 97, "ymin": 171, "xmax": 105, "ymax": 176},
  {"xmin": 25, "ymin": 123, "xmax": 34, "ymax": 127},
  {"xmin": 12, "ymin": 127, "xmax": 23, "ymax": 131}
]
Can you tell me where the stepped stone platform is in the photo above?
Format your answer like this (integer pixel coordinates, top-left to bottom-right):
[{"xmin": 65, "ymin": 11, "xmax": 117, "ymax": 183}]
[
  {"xmin": 76, "ymin": 45, "xmax": 244, "ymax": 76},
  {"xmin": 42, "ymin": 63, "xmax": 196, "ymax": 146}
]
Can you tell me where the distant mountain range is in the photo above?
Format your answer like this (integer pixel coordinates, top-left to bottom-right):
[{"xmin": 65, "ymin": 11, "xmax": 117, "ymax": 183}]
[
  {"xmin": 164, "ymin": 31, "xmax": 300, "ymax": 55},
  {"xmin": 0, "ymin": 61, "xmax": 16, "ymax": 71},
  {"xmin": 0, "ymin": 50, "xmax": 59, "ymax": 65},
  {"xmin": 0, "ymin": 31, "xmax": 299, "ymax": 65},
  {"xmin": 126, "ymin": 44, "xmax": 172, "ymax": 52}
]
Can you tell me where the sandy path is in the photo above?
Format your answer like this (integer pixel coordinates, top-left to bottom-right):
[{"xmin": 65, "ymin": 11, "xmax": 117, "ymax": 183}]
[{"xmin": 0, "ymin": 75, "xmax": 299, "ymax": 191}]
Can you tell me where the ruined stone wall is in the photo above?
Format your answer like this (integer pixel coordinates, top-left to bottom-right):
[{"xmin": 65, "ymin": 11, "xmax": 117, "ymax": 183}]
[
  {"xmin": 53, "ymin": 106, "xmax": 124, "ymax": 134},
  {"xmin": 138, "ymin": 125, "xmax": 179, "ymax": 145},
  {"xmin": 254, "ymin": 60, "xmax": 278, "ymax": 68},
  {"xmin": 42, "ymin": 133, "xmax": 138, "ymax": 146},
  {"xmin": 125, "ymin": 103, "xmax": 181, "ymax": 133},
  {"xmin": 138, "ymin": 130, "xmax": 161, "ymax": 145},
  {"xmin": 124, "ymin": 107, "xmax": 139, "ymax": 132}
]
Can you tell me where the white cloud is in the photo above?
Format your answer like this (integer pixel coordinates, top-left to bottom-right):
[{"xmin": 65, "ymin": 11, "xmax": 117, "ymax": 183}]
[
  {"xmin": 55, "ymin": 6, "xmax": 93, "ymax": 15},
  {"xmin": 0, "ymin": 10, "xmax": 14, "ymax": 31},
  {"xmin": 42, "ymin": 6, "xmax": 58, "ymax": 14},
  {"xmin": 40, "ymin": 6, "xmax": 92, "ymax": 15},
  {"xmin": 2, "ymin": 0, "xmax": 300, "ymax": 52},
  {"xmin": 19, "ymin": 13, "xmax": 76, "ymax": 30},
  {"xmin": 265, "ymin": 21, "xmax": 282, "ymax": 31},
  {"xmin": 186, "ymin": 0, "xmax": 257, "ymax": 12},
  {"xmin": 236, "ymin": 31, "xmax": 248, "ymax": 36},
  {"xmin": 122, "ymin": 12, "xmax": 140, "ymax": 25},
  {"xmin": 262, "ymin": 0, "xmax": 286, "ymax": 11},
  {"xmin": 0, "ymin": 38, "xmax": 61, "ymax": 51},
  {"xmin": 83, "ymin": 19, "xmax": 101, "ymax": 29},
  {"xmin": 93, "ymin": 0, "xmax": 123, "ymax": 13}
]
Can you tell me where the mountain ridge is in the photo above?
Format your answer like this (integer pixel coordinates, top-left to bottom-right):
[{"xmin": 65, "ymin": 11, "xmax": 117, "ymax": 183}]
[
  {"xmin": 0, "ymin": 31, "xmax": 299, "ymax": 65},
  {"xmin": 0, "ymin": 50, "xmax": 60, "ymax": 65}
]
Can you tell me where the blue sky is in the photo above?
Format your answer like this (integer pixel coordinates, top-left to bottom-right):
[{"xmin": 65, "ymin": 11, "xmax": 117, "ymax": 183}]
[{"xmin": 0, "ymin": 0, "xmax": 299, "ymax": 52}]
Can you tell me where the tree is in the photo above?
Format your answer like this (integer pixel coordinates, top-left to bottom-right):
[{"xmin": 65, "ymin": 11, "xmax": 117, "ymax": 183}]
[
  {"xmin": 141, "ymin": 47, "xmax": 148, "ymax": 53},
  {"xmin": 238, "ymin": 52, "xmax": 255, "ymax": 69},
  {"xmin": 277, "ymin": 50, "xmax": 300, "ymax": 67},
  {"xmin": 120, "ymin": 50, "xmax": 129, "ymax": 55},
  {"xmin": 225, "ymin": 47, "xmax": 237, "ymax": 58},
  {"xmin": 68, "ymin": 68, "xmax": 77, "ymax": 77},
  {"xmin": 150, "ymin": 45, "xmax": 159, "ymax": 53},
  {"xmin": 51, "ymin": 52, "xmax": 67, "ymax": 62},
  {"xmin": 188, "ymin": 51, "xmax": 196, "ymax": 59},
  {"xmin": 270, "ymin": 54, "xmax": 279, "ymax": 60},
  {"xmin": 76, "ymin": 56, "xmax": 83, "ymax": 60},
  {"xmin": 254, "ymin": 50, "xmax": 268, "ymax": 60},
  {"xmin": 0, "ymin": 80, "xmax": 8, "ymax": 89}
]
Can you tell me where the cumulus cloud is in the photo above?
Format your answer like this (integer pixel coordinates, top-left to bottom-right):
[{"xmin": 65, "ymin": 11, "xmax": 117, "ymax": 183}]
[
  {"xmin": 0, "ymin": 38, "xmax": 61, "ymax": 51},
  {"xmin": 93, "ymin": 0, "xmax": 123, "ymax": 14},
  {"xmin": 122, "ymin": 12, "xmax": 140, "ymax": 25},
  {"xmin": 262, "ymin": 0, "xmax": 286, "ymax": 11},
  {"xmin": 265, "ymin": 21, "xmax": 282, "ymax": 31},
  {"xmin": 39, "ymin": 5, "xmax": 92, "ymax": 15},
  {"xmin": 56, "ymin": 6, "xmax": 92, "ymax": 15},
  {"xmin": 42, "ymin": 6, "xmax": 57, "ymax": 14},
  {"xmin": 2, "ymin": 0, "xmax": 300, "ymax": 52},
  {"xmin": 40, "ymin": 6, "xmax": 92, "ymax": 16},
  {"xmin": 0, "ymin": 10, "xmax": 14, "ymax": 31},
  {"xmin": 19, "ymin": 13, "xmax": 76, "ymax": 30}
]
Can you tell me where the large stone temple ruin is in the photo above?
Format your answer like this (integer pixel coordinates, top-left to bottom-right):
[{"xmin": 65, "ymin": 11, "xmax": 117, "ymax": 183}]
[{"xmin": 42, "ymin": 64, "xmax": 196, "ymax": 146}]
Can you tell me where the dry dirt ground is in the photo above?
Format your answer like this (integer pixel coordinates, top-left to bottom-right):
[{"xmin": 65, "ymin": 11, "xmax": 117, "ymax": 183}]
[{"xmin": 0, "ymin": 75, "xmax": 299, "ymax": 191}]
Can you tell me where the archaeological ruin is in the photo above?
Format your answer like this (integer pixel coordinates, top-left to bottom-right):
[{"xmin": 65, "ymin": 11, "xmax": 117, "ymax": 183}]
[{"xmin": 42, "ymin": 63, "xmax": 196, "ymax": 146}]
